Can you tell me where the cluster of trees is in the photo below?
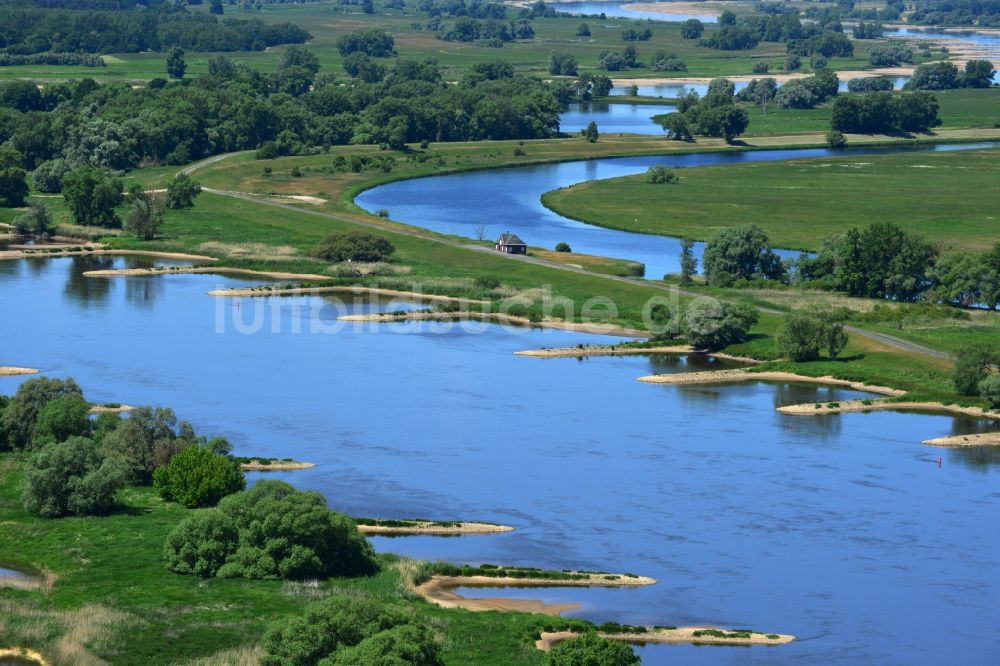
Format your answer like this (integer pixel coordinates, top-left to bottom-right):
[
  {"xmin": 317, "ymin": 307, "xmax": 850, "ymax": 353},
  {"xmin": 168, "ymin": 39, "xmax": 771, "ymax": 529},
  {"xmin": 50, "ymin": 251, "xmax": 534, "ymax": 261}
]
[
  {"xmin": 2, "ymin": 377, "xmax": 247, "ymax": 517},
  {"xmin": 164, "ymin": 480, "xmax": 377, "ymax": 579},
  {"xmin": 649, "ymin": 297, "xmax": 760, "ymax": 351},
  {"xmin": 830, "ymin": 91, "xmax": 941, "ymax": 133},
  {"xmin": 650, "ymin": 50, "xmax": 687, "ymax": 72},
  {"xmin": 435, "ymin": 16, "xmax": 534, "ymax": 43},
  {"xmin": 0, "ymin": 52, "xmax": 105, "ymax": 67},
  {"xmin": 847, "ymin": 77, "xmax": 896, "ymax": 93},
  {"xmin": 703, "ymin": 223, "xmax": 785, "ymax": 285},
  {"xmin": 868, "ymin": 41, "xmax": 913, "ymax": 67},
  {"xmin": 905, "ymin": 60, "xmax": 996, "ymax": 90},
  {"xmin": 311, "ymin": 231, "xmax": 397, "ymax": 263},
  {"xmin": 698, "ymin": 11, "xmax": 851, "ymax": 56},
  {"xmin": 262, "ymin": 596, "xmax": 443, "ymax": 665},
  {"xmin": 776, "ymin": 311, "xmax": 849, "ymax": 361},
  {"xmin": 0, "ymin": 5, "xmax": 310, "ymax": 55},
  {"xmin": 929, "ymin": 243, "xmax": 1000, "ymax": 310},
  {"xmin": 853, "ymin": 21, "xmax": 884, "ymax": 39},
  {"xmin": 547, "ymin": 632, "xmax": 639, "ymax": 665},
  {"xmin": 621, "ymin": 28, "xmax": 653, "ymax": 41},
  {"xmin": 658, "ymin": 79, "xmax": 750, "ymax": 141},
  {"xmin": 597, "ymin": 45, "xmax": 639, "ymax": 71},
  {"xmin": 680, "ymin": 18, "xmax": 704, "ymax": 39},
  {"xmin": 910, "ymin": 0, "xmax": 1000, "ymax": 26},
  {"xmin": 953, "ymin": 346, "xmax": 1000, "ymax": 407},
  {"xmin": 0, "ymin": 49, "xmax": 567, "ymax": 200},
  {"xmin": 742, "ymin": 69, "xmax": 838, "ymax": 110},
  {"xmin": 549, "ymin": 51, "xmax": 578, "ymax": 76},
  {"xmin": 844, "ymin": 0, "xmax": 904, "ymax": 22}
]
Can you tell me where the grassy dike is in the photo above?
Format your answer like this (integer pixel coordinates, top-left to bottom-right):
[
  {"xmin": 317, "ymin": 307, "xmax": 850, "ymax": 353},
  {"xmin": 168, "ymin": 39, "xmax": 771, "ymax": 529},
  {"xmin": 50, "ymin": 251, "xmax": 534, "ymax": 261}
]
[{"xmin": 0, "ymin": 453, "xmax": 587, "ymax": 665}]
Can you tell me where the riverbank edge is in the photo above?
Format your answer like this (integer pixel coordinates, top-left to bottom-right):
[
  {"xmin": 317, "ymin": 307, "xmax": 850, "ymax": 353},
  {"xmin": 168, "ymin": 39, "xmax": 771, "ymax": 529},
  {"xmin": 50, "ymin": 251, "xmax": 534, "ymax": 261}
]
[
  {"xmin": 536, "ymin": 628, "xmax": 794, "ymax": 650},
  {"xmin": 637, "ymin": 368, "xmax": 905, "ymax": 394},
  {"xmin": 777, "ymin": 398, "xmax": 1000, "ymax": 422},
  {"xmin": 205, "ymin": 284, "xmax": 489, "ymax": 305},
  {"xmin": 0, "ymin": 247, "xmax": 217, "ymax": 263},
  {"xmin": 411, "ymin": 572, "xmax": 656, "ymax": 616},
  {"xmin": 83, "ymin": 265, "xmax": 333, "ymax": 281},
  {"xmin": 239, "ymin": 460, "xmax": 315, "ymax": 471}
]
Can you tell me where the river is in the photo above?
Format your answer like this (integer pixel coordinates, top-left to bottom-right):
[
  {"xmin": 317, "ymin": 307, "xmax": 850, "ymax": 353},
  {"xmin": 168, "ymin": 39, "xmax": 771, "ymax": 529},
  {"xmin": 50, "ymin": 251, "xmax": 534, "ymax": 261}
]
[
  {"xmin": 355, "ymin": 141, "xmax": 998, "ymax": 278},
  {"xmin": 1, "ymin": 254, "xmax": 999, "ymax": 665}
]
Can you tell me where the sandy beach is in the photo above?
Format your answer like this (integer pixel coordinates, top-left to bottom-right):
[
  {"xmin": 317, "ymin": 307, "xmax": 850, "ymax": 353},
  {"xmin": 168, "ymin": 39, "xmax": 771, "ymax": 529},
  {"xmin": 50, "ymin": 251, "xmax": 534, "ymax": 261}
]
[
  {"xmin": 922, "ymin": 432, "xmax": 1000, "ymax": 447},
  {"xmin": 87, "ymin": 404, "xmax": 135, "ymax": 414},
  {"xmin": 413, "ymin": 572, "xmax": 656, "ymax": 616},
  {"xmin": 627, "ymin": 1, "xmax": 725, "ymax": 17},
  {"xmin": 357, "ymin": 521, "xmax": 514, "ymax": 536},
  {"xmin": 207, "ymin": 284, "xmax": 489, "ymax": 305},
  {"xmin": 777, "ymin": 399, "xmax": 1000, "ymax": 421},
  {"xmin": 515, "ymin": 344, "xmax": 760, "ymax": 363},
  {"xmin": 239, "ymin": 460, "xmax": 315, "ymax": 471},
  {"xmin": 0, "ymin": 366, "xmax": 39, "ymax": 377},
  {"xmin": 0, "ymin": 247, "xmax": 217, "ymax": 262},
  {"xmin": 0, "ymin": 648, "xmax": 50, "ymax": 665},
  {"xmin": 338, "ymin": 311, "xmax": 649, "ymax": 337},
  {"xmin": 637, "ymin": 368, "xmax": 905, "ymax": 395},
  {"xmin": 536, "ymin": 628, "xmax": 794, "ymax": 650},
  {"xmin": 83, "ymin": 266, "xmax": 332, "ymax": 281}
]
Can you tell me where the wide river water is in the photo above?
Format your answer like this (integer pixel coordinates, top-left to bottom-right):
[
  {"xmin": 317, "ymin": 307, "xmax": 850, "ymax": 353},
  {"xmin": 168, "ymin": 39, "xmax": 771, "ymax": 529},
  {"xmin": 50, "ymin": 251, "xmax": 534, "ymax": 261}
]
[
  {"xmin": 2, "ymin": 256, "xmax": 999, "ymax": 665},
  {"xmin": 356, "ymin": 141, "xmax": 999, "ymax": 278}
]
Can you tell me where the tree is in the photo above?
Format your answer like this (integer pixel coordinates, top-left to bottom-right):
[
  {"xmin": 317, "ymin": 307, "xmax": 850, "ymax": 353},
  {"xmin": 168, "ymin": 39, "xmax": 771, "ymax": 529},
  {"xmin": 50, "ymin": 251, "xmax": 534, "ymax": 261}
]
[
  {"xmin": 547, "ymin": 631, "xmax": 639, "ymax": 666},
  {"xmin": 549, "ymin": 52, "xmax": 578, "ymax": 76},
  {"xmin": 683, "ymin": 301, "xmax": 759, "ymax": 351},
  {"xmin": 658, "ymin": 112, "xmax": 691, "ymax": 141},
  {"xmin": 961, "ymin": 59, "xmax": 995, "ymax": 88},
  {"xmin": 953, "ymin": 345, "xmax": 997, "ymax": 396},
  {"xmin": 336, "ymin": 29, "xmax": 395, "ymax": 57},
  {"xmin": 826, "ymin": 129, "xmax": 847, "ymax": 148},
  {"xmin": 1, "ymin": 377, "xmax": 83, "ymax": 451},
  {"xmin": 100, "ymin": 406, "xmax": 193, "ymax": 484},
  {"xmin": 362, "ymin": 0, "xmax": 375, "ymax": 14},
  {"xmin": 210, "ymin": 0, "xmax": 224, "ymax": 14},
  {"xmin": 703, "ymin": 223, "xmax": 784, "ymax": 283},
  {"xmin": 61, "ymin": 167, "xmax": 124, "ymax": 228},
  {"xmin": 262, "ymin": 596, "xmax": 411, "ymax": 666},
  {"xmin": 164, "ymin": 480, "xmax": 377, "ymax": 580},
  {"xmin": 311, "ymin": 231, "xmax": 395, "ymax": 262},
  {"xmin": 279, "ymin": 45, "xmax": 321, "ymax": 76},
  {"xmin": 166, "ymin": 47, "xmax": 186, "ymax": 79},
  {"xmin": 776, "ymin": 314, "xmax": 824, "ymax": 361},
  {"xmin": 124, "ymin": 186, "xmax": 165, "ymax": 240},
  {"xmin": 21, "ymin": 437, "xmax": 125, "ymax": 517},
  {"xmin": 331, "ymin": 624, "xmax": 443, "ymax": 666},
  {"xmin": 907, "ymin": 62, "xmax": 960, "ymax": 90},
  {"xmin": 576, "ymin": 23, "xmax": 591, "ymax": 37},
  {"xmin": 982, "ymin": 242, "xmax": 1000, "ymax": 310},
  {"xmin": 153, "ymin": 445, "xmax": 245, "ymax": 508},
  {"xmin": 818, "ymin": 312, "xmax": 849, "ymax": 359},
  {"xmin": 583, "ymin": 121, "xmax": 599, "ymax": 143},
  {"xmin": 979, "ymin": 375, "xmax": 1000, "ymax": 409},
  {"xmin": 13, "ymin": 202, "xmax": 53, "ymax": 236},
  {"xmin": 555, "ymin": 242, "xmax": 571, "ymax": 252},
  {"xmin": 0, "ymin": 146, "xmax": 28, "ymax": 207},
  {"xmin": 680, "ymin": 19, "xmax": 704, "ymax": 39},
  {"xmin": 932, "ymin": 252, "xmax": 984, "ymax": 306},
  {"xmin": 165, "ymin": 173, "xmax": 202, "ymax": 209},
  {"xmin": 34, "ymin": 396, "xmax": 91, "ymax": 447},
  {"xmin": 680, "ymin": 237, "xmax": 697, "ymax": 284},
  {"xmin": 31, "ymin": 159, "xmax": 72, "ymax": 193},
  {"xmin": 646, "ymin": 165, "xmax": 678, "ymax": 184}
]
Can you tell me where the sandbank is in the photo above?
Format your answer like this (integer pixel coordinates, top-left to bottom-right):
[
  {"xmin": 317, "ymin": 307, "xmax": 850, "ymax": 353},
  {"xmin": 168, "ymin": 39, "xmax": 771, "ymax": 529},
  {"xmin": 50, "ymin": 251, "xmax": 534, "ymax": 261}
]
[
  {"xmin": 207, "ymin": 284, "xmax": 488, "ymax": 305},
  {"xmin": 87, "ymin": 404, "xmax": 134, "ymax": 414},
  {"xmin": 777, "ymin": 399, "xmax": 1000, "ymax": 421},
  {"xmin": 413, "ymin": 572, "xmax": 655, "ymax": 616},
  {"xmin": 626, "ymin": 1, "xmax": 724, "ymax": 17},
  {"xmin": 357, "ymin": 521, "xmax": 514, "ymax": 536},
  {"xmin": 0, "ymin": 247, "xmax": 217, "ymax": 262},
  {"xmin": 515, "ymin": 344, "xmax": 759, "ymax": 363},
  {"xmin": 922, "ymin": 432, "xmax": 1000, "ymax": 447},
  {"xmin": 83, "ymin": 266, "xmax": 331, "ymax": 281},
  {"xmin": 637, "ymin": 368, "xmax": 904, "ymax": 395},
  {"xmin": 536, "ymin": 628, "xmax": 794, "ymax": 650},
  {"xmin": 338, "ymin": 311, "xmax": 648, "ymax": 337},
  {"xmin": 0, "ymin": 367, "xmax": 39, "ymax": 377},
  {"xmin": 239, "ymin": 460, "xmax": 315, "ymax": 471},
  {"xmin": 0, "ymin": 648, "xmax": 50, "ymax": 666}
]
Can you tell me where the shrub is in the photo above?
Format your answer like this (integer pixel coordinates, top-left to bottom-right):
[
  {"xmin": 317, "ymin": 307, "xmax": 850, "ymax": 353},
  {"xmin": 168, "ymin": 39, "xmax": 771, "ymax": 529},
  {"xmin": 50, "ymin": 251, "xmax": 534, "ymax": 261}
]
[
  {"xmin": 646, "ymin": 165, "xmax": 678, "ymax": 184},
  {"xmin": 99, "ymin": 406, "xmax": 194, "ymax": 485},
  {"xmin": 33, "ymin": 396, "xmax": 91, "ymax": 446},
  {"xmin": 164, "ymin": 480, "xmax": 376, "ymax": 580},
  {"xmin": 683, "ymin": 301, "xmax": 759, "ymax": 352},
  {"xmin": 548, "ymin": 631, "xmax": 639, "ymax": 665},
  {"xmin": 776, "ymin": 314, "xmax": 824, "ymax": 361},
  {"xmin": 12, "ymin": 202, "xmax": 53, "ymax": 237},
  {"xmin": 752, "ymin": 62, "xmax": 769, "ymax": 74},
  {"xmin": 164, "ymin": 173, "xmax": 202, "ymax": 209},
  {"xmin": 474, "ymin": 275, "xmax": 502, "ymax": 290},
  {"xmin": 979, "ymin": 375, "xmax": 1000, "ymax": 409},
  {"xmin": 826, "ymin": 129, "xmax": 847, "ymax": 148},
  {"xmin": 311, "ymin": 231, "xmax": 395, "ymax": 262},
  {"xmin": 329, "ymin": 623, "xmax": 443, "ymax": 665},
  {"xmin": 1, "ymin": 377, "xmax": 83, "ymax": 451},
  {"xmin": 31, "ymin": 159, "xmax": 72, "ymax": 193},
  {"xmin": 513, "ymin": 147, "xmax": 526, "ymax": 156},
  {"xmin": 555, "ymin": 242, "xmax": 572, "ymax": 253},
  {"xmin": 153, "ymin": 445, "xmax": 245, "ymax": 508},
  {"xmin": 953, "ymin": 345, "xmax": 998, "ymax": 396},
  {"xmin": 21, "ymin": 437, "xmax": 125, "ymax": 517}
]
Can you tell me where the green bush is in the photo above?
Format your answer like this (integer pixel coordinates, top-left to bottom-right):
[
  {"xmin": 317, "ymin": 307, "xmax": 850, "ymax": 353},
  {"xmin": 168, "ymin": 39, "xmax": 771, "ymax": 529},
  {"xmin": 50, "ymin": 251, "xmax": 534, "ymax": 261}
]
[
  {"xmin": 979, "ymin": 374, "xmax": 1000, "ymax": 408},
  {"xmin": 548, "ymin": 631, "xmax": 639, "ymax": 665},
  {"xmin": 164, "ymin": 480, "xmax": 376, "ymax": 580},
  {"xmin": 153, "ymin": 445, "xmax": 245, "ymax": 508},
  {"xmin": 683, "ymin": 301, "xmax": 759, "ymax": 352},
  {"xmin": 327, "ymin": 623, "xmax": 443, "ymax": 666},
  {"xmin": 954, "ymin": 345, "xmax": 998, "ymax": 396},
  {"xmin": 555, "ymin": 242, "xmax": 572, "ymax": 253},
  {"xmin": 33, "ymin": 395, "xmax": 91, "ymax": 446},
  {"xmin": 646, "ymin": 165, "xmax": 678, "ymax": 184},
  {"xmin": 0, "ymin": 377, "xmax": 84, "ymax": 451},
  {"xmin": 21, "ymin": 436, "xmax": 125, "ymax": 517},
  {"xmin": 311, "ymin": 231, "xmax": 396, "ymax": 263}
]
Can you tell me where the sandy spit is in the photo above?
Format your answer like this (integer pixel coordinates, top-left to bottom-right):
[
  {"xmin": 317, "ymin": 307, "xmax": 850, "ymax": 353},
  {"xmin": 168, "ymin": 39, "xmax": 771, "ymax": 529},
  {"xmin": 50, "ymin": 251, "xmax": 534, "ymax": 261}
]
[
  {"xmin": 923, "ymin": 432, "xmax": 1000, "ymax": 447},
  {"xmin": 84, "ymin": 266, "xmax": 332, "ymax": 281},
  {"xmin": 338, "ymin": 311, "xmax": 648, "ymax": 337},
  {"xmin": 536, "ymin": 628, "xmax": 794, "ymax": 651},
  {"xmin": 778, "ymin": 399, "xmax": 1000, "ymax": 420},
  {"xmin": 515, "ymin": 344, "xmax": 761, "ymax": 363},
  {"xmin": 239, "ymin": 461, "xmax": 315, "ymax": 471},
  {"xmin": 637, "ymin": 369, "xmax": 905, "ymax": 395},
  {"xmin": 614, "ymin": 67, "xmax": 915, "ymax": 88},
  {"xmin": 0, "ymin": 248, "xmax": 217, "ymax": 262},
  {"xmin": 357, "ymin": 521, "xmax": 514, "ymax": 536},
  {"xmin": 208, "ymin": 285, "xmax": 489, "ymax": 305},
  {"xmin": 0, "ymin": 648, "xmax": 50, "ymax": 665},
  {"xmin": 0, "ymin": 367, "xmax": 39, "ymax": 377},
  {"xmin": 413, "ymin": 573, "xmax": 656, "ymax": 616},
  {"xmin": 87, "ymin": 404, "xmax": 134, "ymax": 414}
]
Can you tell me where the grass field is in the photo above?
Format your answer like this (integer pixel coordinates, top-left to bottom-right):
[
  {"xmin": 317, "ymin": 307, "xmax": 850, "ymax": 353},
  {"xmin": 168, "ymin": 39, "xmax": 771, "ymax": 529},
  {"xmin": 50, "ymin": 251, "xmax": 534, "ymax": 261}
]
[
  {"xmin": 0, "ymin": 0, "xmax": 889, "ymax": 84},
  {"xmin": 541, "ymin": 146, "xmax": 1000, "ymax": 252},
  {"xmin": 0, "ymin": 453, "xmax": 582, "ymax": 665}
]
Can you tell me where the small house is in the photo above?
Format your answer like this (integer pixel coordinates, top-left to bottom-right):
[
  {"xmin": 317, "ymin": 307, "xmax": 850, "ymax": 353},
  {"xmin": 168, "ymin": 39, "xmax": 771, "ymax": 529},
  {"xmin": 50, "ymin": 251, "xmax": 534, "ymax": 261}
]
[{"xmin": 496, "ymin": 232, "xmax": 527, "ymax": 255}]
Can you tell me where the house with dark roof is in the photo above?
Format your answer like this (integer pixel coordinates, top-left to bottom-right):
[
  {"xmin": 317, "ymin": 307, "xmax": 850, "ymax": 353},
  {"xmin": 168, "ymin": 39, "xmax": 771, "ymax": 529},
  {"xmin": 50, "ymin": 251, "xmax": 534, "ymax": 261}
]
[{"xmin": 495, "ymin": 232, "xmax": 526, "ymax": 255}]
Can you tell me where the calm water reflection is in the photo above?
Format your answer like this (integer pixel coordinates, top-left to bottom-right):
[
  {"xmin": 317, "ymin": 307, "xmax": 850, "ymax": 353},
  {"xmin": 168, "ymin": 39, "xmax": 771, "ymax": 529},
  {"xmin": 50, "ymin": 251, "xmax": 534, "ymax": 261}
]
[
  {"xmin": 562, "ymin": 101, "xmax": 676, "ymax": 135},
  {"xmin": 2, "ymin": 258, "xmax": 999, "ymax": 664}
]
